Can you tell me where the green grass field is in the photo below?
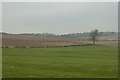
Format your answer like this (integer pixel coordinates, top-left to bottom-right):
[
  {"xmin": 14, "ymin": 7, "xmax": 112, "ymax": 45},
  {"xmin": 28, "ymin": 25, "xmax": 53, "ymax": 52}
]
[{"xmin": 2, "ymin": 45, "xmax": 118, "ymax": 78}]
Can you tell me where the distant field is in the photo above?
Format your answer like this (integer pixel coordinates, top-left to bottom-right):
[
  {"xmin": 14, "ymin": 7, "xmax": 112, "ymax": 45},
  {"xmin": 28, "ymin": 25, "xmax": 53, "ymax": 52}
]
[
  {"xmin": 2, "ymin": 34, "xmax": 118, "ymax": 48},
  {"xmin": 2, "ymin": 34, "xmax": 85, "ymax": 47},
  {"xmin": 2, "ymin": 45, "xmax": 118, "ymax": 78}
]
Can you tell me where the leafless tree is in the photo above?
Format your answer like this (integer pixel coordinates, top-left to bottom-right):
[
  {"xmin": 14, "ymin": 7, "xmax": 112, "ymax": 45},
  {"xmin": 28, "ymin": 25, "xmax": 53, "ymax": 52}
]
[{"xmin": 90, "ymin": 29, "xmax": 98, "ymax": 45}]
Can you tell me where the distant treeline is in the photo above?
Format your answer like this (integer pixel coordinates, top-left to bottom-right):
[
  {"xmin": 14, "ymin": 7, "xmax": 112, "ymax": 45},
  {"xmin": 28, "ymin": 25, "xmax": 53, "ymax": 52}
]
[{"xmin": 1, "ymin": 32, "xmax": 118, "ymax": 38}]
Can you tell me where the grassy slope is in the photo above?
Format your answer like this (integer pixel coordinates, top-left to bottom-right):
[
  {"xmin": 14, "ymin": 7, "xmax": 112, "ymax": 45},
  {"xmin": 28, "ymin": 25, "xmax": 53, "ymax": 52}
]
[{"xmin": 2, "ymin": 45, "xmax": 118, "ymax": 78}]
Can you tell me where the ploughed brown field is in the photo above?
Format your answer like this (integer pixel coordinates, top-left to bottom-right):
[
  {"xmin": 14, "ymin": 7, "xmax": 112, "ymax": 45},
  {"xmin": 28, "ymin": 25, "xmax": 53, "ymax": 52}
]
[{"xmin": 2, "ymin": 34, "xmax": 118, "ymax": 48}]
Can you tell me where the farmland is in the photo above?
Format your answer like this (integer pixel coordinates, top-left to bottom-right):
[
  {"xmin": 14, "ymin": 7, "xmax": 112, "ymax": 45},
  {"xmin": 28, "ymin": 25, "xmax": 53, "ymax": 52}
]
[
  {"xmin": 2, "ymin": 33, "xmax": 118, "ymax": 78},
  {"xmin": 2, "ymin": 2, "xmax": 118, "ymax": 78},
  {"xmin": 2, "ymin": 45, "xmax": 118, "ymax": 78},
  {"xmin": 2, "ymin": 34, "xmax": 118, "ymax": 48},
  {"xmin": 2, "ymin": 34, "xmax": 89, "ymax": 48}
]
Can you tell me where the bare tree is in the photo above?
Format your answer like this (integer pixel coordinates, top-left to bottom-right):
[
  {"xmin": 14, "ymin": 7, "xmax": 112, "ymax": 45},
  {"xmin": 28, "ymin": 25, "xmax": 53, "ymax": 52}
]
[{"xmin": 90, "ymin": 29, "xmax": 98, "ymax": 45}]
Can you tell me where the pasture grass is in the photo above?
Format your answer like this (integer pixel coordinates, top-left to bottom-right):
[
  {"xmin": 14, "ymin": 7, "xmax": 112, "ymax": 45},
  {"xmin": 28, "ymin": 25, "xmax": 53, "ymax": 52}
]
[{"xmin": 2, "ymin": 45, "xmax": 118, "ymax": 78}]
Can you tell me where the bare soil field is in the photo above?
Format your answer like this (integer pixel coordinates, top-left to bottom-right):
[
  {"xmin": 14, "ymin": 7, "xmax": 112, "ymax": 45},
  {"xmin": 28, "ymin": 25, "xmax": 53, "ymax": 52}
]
[{"xmin": 2, "ymin": 34, "xmax": 118, "ymax": 48}]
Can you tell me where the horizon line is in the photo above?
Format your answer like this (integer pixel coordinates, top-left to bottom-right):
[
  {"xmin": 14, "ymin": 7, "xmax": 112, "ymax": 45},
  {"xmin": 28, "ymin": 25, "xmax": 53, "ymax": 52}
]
[{"xmin": 1, "ymin": 31, "xmax": 118, "ymax": 35}]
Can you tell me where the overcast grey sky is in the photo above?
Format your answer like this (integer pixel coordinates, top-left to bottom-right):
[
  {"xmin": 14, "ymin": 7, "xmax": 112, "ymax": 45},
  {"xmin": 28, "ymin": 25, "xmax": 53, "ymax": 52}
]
[{"xmin": 2, "ymin": 2, "xmax": 118, "ymax": 34}]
